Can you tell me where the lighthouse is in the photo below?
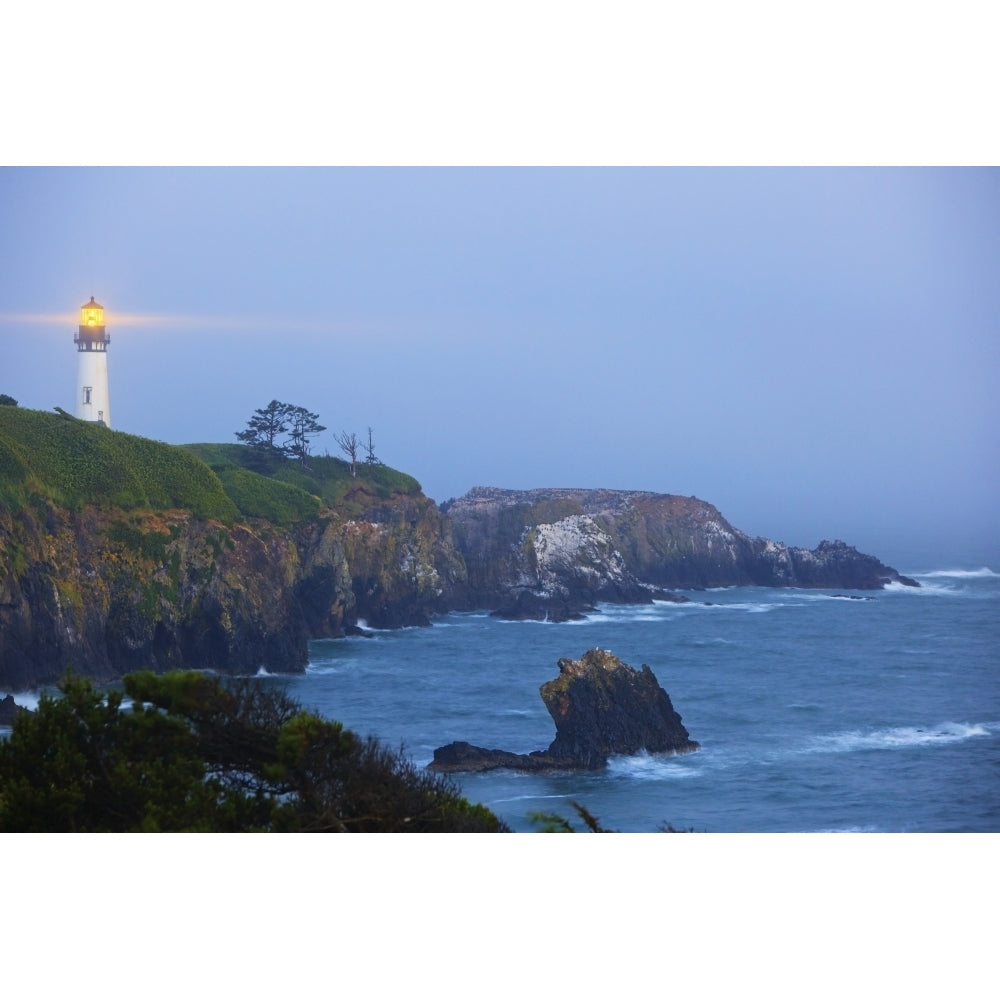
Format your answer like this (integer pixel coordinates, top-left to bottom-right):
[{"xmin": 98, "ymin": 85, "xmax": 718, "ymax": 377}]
[{"xmin": 74, "ymin": 296, "xmax": 111, "ymax": 427}]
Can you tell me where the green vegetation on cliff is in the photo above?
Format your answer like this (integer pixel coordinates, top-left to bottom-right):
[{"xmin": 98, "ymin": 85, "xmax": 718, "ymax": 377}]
[
  {"xmin": 0, "ymin": 407, "xmax": 454, "ymax": 689},
  {"xmin": 0, "ymin": 671, "xmax": 507, "ymax": 832},
  {"xmin": 186, "ymin": 442, "xmax": 422, "ymax": 516},
  {"xmin": 0, "ymin": 407, "xmax": 422, "ymax": 527},
  {"xmin": 0, "ymin": 407, "xmax": 239, "ymax": 521}
]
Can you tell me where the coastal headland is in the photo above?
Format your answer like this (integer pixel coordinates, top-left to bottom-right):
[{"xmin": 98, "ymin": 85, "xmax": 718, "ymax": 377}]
[{"xmin": 0, "ymin": 407, "xmax": 916, "ymax": 689}]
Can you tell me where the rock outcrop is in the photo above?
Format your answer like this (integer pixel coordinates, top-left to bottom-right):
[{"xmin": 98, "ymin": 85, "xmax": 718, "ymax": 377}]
[
  {"xmin": 0, "ymin": 492, "xmax": 466, "ymax": 690},
  {"xmin": 443, "ymin": 487, "xmax": 918, "ymax": 619},
  {"xmin": 0, "ymin": 693, "xmax": 27, "ymax": 726},
  {"xmin": 337, "ymin": 492, "xmax": 466, "ymax": 629},
  {"xmin": 0, "ymin": 409, "xmax": 471, "ymax": 689},
  {"xmin": 429, "ymin": 648, "xmax": 699, "ymax": 773}
]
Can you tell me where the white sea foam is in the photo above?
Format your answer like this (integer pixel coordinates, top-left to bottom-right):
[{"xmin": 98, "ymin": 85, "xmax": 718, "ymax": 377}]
[
  {"xmin": 353, "ymin": 618, "xmax": 397, "ymax": 633},
  {"xmin": 606, "ymin": 750, "xmax": 701, "ymax": 780},
  {"xmin": 884, "ymin": 579, "xmax": 959, "ymax": 597},
  {"xmin": 809, "ymin": 721, "xmax": 992, "ymax": 754},
  {"xmin": 6, "ymin": 692, "xmax": 41, "ymax": 711},
  {"xmin": 707, "ymin": 601, "xmax": 780, "ymax": 613},
  {"xmin": 497, "ymin": 614, "xmax": 590, "ymax": 626},
  {"xmin": 913, "ymin": 567, "xmax": 997, "ymax": 579},
  {"xmin": 306, "ymin": 656, "xmax": 361, "ymax": 676},
  {"xmin": 808, "ymin": 824, "xmax": 882, "ymax": 833},
  {"xmin": 489, "ymin": 793, "xmax": 573, "ymax": 804}
]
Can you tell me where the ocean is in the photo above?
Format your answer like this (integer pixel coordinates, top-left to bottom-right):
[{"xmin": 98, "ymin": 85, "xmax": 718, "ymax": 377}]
[
  {"xmin": 3, "ymin": 566, "xmax": 997, "ymax": 833},
  {"xmin": 279, "ymin": 566, "xmax": 1000, "ymax": 833}
]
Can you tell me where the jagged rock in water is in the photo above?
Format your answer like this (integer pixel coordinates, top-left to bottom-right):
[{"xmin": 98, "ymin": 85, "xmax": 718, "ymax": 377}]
[
  {"xmin": 427, "ymin": 741, "xmax": 562, "ymax": 773},
  {"xmin": 429, "ymin": 648, "xmax": 699, "ymax": 773},
  {"xmin": 542, "ymin": 648, "xmax": 700, "ymax": 767},
  {"xmin": 0, "ymin": 693, "xmax": 28, "ymax": 726}
]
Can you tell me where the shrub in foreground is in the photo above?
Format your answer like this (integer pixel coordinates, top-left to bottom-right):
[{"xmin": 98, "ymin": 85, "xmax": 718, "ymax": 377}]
[{"xmin": 0, "ymin": 671, "xmax": 508, "ymax": 833}]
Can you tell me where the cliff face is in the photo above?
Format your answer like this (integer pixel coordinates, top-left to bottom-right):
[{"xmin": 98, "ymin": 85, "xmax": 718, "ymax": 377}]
[
  {"xmin": 443, "ymin": 486, "xmax": 917, "ymax": 619},
  {"xmin": 0, "ymin": 493, "xmax": 466, "ymax": 690},
  {"xmin": 1, "ymin": 503, "xmax": 304, "ymax": 689},
  {"xmin": 336, "ymin": 491, "xmax": 466, "ymax": 629},
  {"xmin": 0, "ymin": 406, "xmax": 473, "ymax": 690},
  {"xmin": 443, "ymin": 489, "xmax": 657, "ymax": 619}
]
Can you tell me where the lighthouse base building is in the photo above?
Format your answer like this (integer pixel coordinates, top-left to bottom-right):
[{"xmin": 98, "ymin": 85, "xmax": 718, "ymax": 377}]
[{"xmin": 74, "ymin": 296, "xmax": 111, "ymax": 427}]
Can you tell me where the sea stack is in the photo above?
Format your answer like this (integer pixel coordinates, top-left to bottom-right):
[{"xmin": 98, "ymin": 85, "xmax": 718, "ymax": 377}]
[{"xmin": 429, "ymin": 648, "xmax": 699, "ymax": 773}]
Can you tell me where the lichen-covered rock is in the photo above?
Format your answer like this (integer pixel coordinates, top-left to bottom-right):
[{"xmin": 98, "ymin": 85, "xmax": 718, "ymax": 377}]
[
  {"xmin": 429, "ymin": 649, "xmax": 698, "ymax": 773},
  {"xmin": 443, "ymin": 489, "xmax": 677, "ymax": 620},
  {"xmin": 338, "ymin": 492, "xmax": 467, "ymax": 629},
  {"xmin": 0, "ymin": 503, "xmax": 314, "ymax": 689},
  {"xmin": 443, "ymin": 487, "xmax": 917, "ymax": 615},
  {"xmin": 0, "ymin": 486, "xmax": 469, "ymax": 689}
]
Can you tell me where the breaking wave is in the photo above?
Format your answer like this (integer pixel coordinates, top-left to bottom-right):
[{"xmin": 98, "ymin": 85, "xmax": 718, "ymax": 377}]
[
  {"xmin": 807, "ymin": 721, "xmax": 993, "ymax": 754},
  {"xmin": 808, "ymin": 824, "xmax": 883, "ymax": 833},
  {"xmin": 884, "ymin": 579, "xmax": 959, "ymax": 597},
  {"xmin": 3, "ymin": 692, "xmax": 41, "ymax": 711},
  {"xmin": 306, "ymin": 655, "xmax": 363, "ymax": 676},
  {"xmin": 912, "ymin": 567, "xmax": 997, "ymax": 579},
  {"xmin": 353, "ymin": 619, "xmax": 398, "ymax": 633},
  {"xmin": 704, "ymin": 601, "xmax": 781, "ymax": 613},
  {"xmin": 606, "ymin": 750, "xmax": 702, "ymax": 780}
]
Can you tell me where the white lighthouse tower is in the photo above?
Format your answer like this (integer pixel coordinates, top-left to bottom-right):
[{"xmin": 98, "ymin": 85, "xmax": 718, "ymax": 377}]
[{"xmin": 74, "ymin": 296, "xmax": 111, "ymax": 427}]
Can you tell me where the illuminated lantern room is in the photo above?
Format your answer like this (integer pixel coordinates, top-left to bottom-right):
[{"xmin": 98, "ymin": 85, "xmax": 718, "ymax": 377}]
[{"xmin": 74, "ymin": 296, "xmax": 110, "ymax": 352}]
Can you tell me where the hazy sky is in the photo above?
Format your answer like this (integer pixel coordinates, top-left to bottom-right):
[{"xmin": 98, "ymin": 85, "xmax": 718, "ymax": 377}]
[{"xmin": 2, "ymin": 167, "xmax": 997, "ymax": 567}]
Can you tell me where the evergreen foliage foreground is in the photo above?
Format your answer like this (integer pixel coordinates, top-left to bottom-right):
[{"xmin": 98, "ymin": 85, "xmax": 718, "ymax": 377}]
[{"xmin": 0, "ymin": 672, "xmax": 508, "ymax": 832}]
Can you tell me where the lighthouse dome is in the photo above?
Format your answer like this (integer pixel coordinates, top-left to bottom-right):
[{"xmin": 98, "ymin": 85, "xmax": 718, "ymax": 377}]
[{"xmin": 81, "ymin": 296, "xmax": 104, "ymax": 311}]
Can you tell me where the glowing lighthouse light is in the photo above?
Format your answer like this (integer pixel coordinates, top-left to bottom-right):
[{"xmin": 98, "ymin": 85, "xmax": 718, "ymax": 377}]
[{"xmin": 74, "ymin": 296, "xmax": 111, "ymax": 427}]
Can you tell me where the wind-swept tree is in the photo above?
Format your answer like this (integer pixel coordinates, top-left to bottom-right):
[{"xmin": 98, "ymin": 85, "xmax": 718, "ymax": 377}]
[
  {"xmin": 284, "ymin": 406, "xmax": 326, "ymax": 464},
  {"xmin": 334, "ymin": 430, "xmax": 361, "ymax": 478},
  {"xmin": 236, "ymin": 400, "xmax": 292, "ymax": 466}
]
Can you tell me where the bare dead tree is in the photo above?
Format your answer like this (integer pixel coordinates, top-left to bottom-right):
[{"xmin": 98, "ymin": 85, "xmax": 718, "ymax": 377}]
[{"xmin": 334, "ymin": 430, "xmax": 361, "ymax": 478}]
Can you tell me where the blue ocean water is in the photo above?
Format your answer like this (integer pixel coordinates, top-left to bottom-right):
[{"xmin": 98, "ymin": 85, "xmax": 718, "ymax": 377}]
[
  {"xmin": 3, "ymin": 568, "xmax": 997, "ymax": 833},
  {"xmin": 277, "ymin": 566, "xmax": 1000, "ymax": 832}
]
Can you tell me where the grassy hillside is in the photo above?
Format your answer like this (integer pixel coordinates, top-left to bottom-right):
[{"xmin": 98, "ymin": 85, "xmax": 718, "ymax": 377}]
[
  {"xmin": 184, "ymin": 443, "xmax": 422, "ymax": 513},
  {"xmin": 0, "ymin": 407, "xmax": 424, "ymax": 527},
  {"xmin": 0, "ymin": 407, "xmax": 239, "ymax": 522}
]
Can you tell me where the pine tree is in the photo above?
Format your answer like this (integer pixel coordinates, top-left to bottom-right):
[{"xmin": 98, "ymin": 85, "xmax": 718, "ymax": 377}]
[
  {"xmin": 283, "ymin": 406, "xmax": 326, "ymax": 463},
  {"xmin": 235, "ymin": 399, "xmax": 292, "ymax": 466}
]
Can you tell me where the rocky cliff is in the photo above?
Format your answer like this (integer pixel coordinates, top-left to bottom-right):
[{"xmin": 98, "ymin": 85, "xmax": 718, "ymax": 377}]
[
  {"xmin": 430, "ymin": 648, "xmax": 699, "ymax": 772},
  {"xmin": 0, "ymin": 408, "xmax": 466, "ymax": 690},
  {"xmin": 0, "ymin": 493, "xmax": 464, "ymax": 690},
  {"xmin": 443, "ymin": 487, "xmax": 917, "ymax": 620},
  {"xmin": 336, "ymin": 492, "xmax": 466, "ymax": 629}
]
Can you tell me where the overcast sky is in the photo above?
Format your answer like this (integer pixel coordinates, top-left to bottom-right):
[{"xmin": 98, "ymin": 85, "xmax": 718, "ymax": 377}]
[{"xmin": 3, "ymin": 167, "xmax": 996, "ymax": 568}]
